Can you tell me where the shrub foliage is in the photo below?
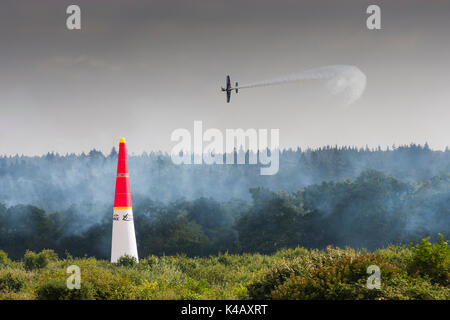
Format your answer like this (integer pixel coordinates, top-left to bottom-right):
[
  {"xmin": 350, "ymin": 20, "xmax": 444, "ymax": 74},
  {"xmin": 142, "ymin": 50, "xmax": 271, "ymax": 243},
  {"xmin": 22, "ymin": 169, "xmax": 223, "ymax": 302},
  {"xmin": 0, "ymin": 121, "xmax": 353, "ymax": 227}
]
[{"xmin": 0, "ymin": 236, "xmax": 448, "ymax": 300}]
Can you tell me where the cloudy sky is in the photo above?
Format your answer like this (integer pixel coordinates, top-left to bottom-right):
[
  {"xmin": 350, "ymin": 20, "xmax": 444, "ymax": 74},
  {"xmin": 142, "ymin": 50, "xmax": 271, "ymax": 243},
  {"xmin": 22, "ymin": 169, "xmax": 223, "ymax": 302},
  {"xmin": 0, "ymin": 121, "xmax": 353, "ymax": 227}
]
[{"xmin": 1, "ymin": 0, "xmax": 449, "ymax": 155}]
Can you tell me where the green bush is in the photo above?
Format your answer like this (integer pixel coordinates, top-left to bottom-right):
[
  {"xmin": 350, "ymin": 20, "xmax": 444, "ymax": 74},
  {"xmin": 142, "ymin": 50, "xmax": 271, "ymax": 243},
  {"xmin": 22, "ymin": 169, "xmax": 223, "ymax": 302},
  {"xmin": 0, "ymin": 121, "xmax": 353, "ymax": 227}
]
[
  {"xmin": 376, "ymin": 245, "xmax": 413, "ymax": 270},
  {"xmin": 116, "ymin": 255, "xmax": 137, "ymax": 268},
  {"xmin": 247, "ymin": 247, "xmax": 358, "ymax": 299},
  {"xmin": 36, "ymin": 279, "xmax": 95, "ymax": 300},
  {"xmin": 384, "ymin": 275, "xmax": 450, "ymax": 300},
  {"xmin": 247, "ymin": 257, "xmax": 307, "ymax": 299},
  {"xmin": 274, "ymin": 247, "xmax": 309, "ymax": 260},
  {"xmin": 0, "ymin": 250, "xmax": 11, "ymax": 267},
  {"xmin": 271, "ymin": 254, "xmax": 400, "ymax": 300},
  {"xmin": 23, "ymin": 250, "xmax": 57, "ymax": 271},
  {"xmin": 0, "ymin": 271, "xmax": 26, "ymax": 292},
  {"xmin": 140, "ymin": 255, "xmax": 159, "ymax": 268},
  {"xmin": 217, "ymin": 252, "xmax": 233, "ymax": 266},
  {"xmin": 78, "ymin": 265, "xmax": 137, "ymax": 299},
  {"xmin": 407, "ymin": 234, "xmax": 450, "ymax": 285}
]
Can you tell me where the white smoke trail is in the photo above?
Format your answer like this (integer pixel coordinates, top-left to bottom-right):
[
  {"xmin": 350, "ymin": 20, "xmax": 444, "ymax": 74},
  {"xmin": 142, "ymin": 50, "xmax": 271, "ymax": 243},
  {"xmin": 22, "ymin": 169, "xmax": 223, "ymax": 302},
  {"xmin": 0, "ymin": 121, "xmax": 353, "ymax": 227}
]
[{"xmin": 237, "ymin": 65, "xmax": 367, "ymax": 105}]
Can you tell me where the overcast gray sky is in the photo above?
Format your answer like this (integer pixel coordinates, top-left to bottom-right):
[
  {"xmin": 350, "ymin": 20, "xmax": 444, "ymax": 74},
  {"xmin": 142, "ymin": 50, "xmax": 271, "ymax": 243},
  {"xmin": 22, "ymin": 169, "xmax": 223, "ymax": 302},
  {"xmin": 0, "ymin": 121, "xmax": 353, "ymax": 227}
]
[{"xmin": 1, "ymin": 0, "xmax": 449, "ymax": 155}]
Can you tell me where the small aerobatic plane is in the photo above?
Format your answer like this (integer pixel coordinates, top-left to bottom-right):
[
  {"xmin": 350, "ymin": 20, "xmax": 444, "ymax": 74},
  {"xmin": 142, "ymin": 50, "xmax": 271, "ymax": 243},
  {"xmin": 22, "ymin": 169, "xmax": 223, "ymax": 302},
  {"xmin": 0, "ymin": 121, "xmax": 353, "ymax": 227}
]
[{"xmin": 221, "ymin": 75, "xmax": 238, "ymax": 103}]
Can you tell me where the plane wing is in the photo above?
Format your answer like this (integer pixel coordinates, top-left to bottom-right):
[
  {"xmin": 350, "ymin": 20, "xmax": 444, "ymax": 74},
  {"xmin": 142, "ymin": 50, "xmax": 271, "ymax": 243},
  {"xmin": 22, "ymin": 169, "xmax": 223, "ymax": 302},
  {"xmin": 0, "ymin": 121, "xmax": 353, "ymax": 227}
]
[{"xmin": 222, "ymin": 76, "xmax": 238, "ymax": 103}]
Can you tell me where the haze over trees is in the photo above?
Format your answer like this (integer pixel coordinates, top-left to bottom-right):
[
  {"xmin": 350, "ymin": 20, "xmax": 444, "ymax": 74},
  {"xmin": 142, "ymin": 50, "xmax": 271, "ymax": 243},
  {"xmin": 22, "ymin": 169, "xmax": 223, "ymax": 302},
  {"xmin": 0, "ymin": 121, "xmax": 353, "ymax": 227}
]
[
  {"xmin": 0, "ymin": 144, "xmax": 448, "ymax": 259},
  {"xmin": 0, "ymin": 143, "xmax": 448, "ymax": 208}
]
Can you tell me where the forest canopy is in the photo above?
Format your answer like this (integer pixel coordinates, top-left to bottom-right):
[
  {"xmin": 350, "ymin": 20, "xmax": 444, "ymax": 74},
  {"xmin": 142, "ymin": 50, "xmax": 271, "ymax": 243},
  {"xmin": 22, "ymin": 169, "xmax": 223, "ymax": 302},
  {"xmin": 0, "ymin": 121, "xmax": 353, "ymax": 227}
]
[{"xmin": 0, "ymin": 167, "xmax": 448, "ymax": 259}]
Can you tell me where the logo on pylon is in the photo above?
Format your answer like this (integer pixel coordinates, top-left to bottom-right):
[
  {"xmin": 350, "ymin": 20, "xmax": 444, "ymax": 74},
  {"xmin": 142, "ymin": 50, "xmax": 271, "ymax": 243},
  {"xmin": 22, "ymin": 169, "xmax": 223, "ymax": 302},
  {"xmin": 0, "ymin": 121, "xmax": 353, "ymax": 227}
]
[{"xmin": 122, "ymin": 213, "xmax": 133, "ymax": 221}]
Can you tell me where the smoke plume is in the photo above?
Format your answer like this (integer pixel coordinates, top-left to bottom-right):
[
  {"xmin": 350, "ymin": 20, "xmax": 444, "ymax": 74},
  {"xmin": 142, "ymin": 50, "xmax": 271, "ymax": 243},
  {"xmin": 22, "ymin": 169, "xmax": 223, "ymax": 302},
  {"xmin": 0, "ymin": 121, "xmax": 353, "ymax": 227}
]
[{"xmin": 237, "ymin": 65, "xmax": 367, "ymax": 105}]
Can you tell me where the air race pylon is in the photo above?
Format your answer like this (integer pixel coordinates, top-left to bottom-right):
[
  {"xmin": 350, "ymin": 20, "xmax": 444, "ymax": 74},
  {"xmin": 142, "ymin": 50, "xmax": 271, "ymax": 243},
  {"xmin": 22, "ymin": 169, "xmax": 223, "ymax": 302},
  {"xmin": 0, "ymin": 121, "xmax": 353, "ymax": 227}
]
[{"xmin": 111, "ymin": 138, "xmax": 139, "ymax": 263}]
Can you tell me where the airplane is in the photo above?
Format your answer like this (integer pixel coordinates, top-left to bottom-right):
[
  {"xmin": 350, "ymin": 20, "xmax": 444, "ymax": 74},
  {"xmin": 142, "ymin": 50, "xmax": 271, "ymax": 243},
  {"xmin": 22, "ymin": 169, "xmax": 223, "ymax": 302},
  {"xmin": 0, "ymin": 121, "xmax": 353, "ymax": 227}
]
[{"xmin": 221, "ymin": 75, "xmax": 238, "ymax": 103}]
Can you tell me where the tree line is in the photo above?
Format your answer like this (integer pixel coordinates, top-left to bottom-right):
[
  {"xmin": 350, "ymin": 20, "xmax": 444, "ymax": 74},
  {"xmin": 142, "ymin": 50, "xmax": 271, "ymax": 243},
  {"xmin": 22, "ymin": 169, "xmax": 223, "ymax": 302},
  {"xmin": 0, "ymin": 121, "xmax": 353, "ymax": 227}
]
[
  {"xmin": 0, "ymin": 144, "xmax": 448, "ymax": 212},
  {"xmin": 0, "ymin": 169, "xmax": 448, "ymax": 260}
]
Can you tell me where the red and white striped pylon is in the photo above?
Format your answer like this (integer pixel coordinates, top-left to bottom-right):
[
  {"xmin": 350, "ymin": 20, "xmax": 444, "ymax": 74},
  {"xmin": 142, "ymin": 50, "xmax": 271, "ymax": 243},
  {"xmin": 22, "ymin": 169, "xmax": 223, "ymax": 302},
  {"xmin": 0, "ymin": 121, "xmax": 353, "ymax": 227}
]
[{"xmin": 111, "ymin": 138, "xmax": 139, "ymax": 263}]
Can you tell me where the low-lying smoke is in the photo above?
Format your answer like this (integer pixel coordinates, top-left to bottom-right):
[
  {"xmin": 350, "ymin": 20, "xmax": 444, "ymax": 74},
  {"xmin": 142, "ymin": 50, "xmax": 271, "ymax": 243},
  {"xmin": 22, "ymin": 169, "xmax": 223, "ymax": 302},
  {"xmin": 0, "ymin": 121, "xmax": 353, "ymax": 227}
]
[{"xmin": 237, "ymin": 65, "xmax": 367, "ymax": 105}]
